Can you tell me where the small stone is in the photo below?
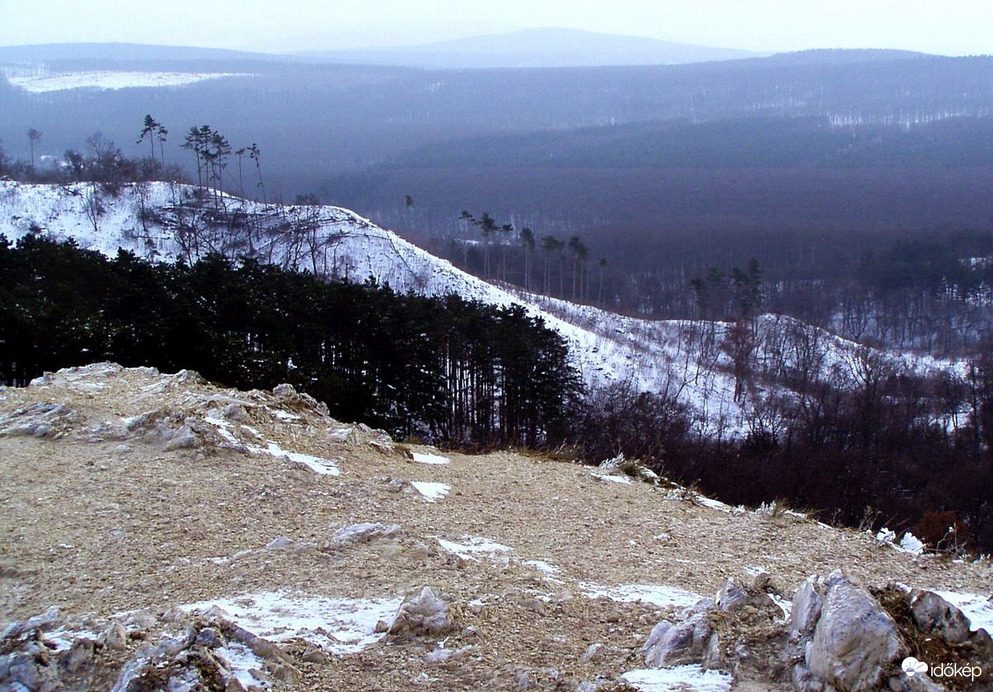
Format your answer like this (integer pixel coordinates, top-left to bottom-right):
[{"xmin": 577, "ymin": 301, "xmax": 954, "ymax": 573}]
[
  {"xmin": 580, "ymin": 642, "xmax": 604, "ymax": 663},
  {"xmin": 195, "ymin": 627, "xmax": 224, "ymax": 649},
  {"xmin": 389, "ymin": 587, "xmax": 458, "ymax": 637},
  {"xmin": 301, "ymin": 648, "xmax": 327, "ymax": 664},
  {"xmin": 100, "ymin": 621, "xmax": 128, "ymax": 651},
  {"xmin": 271, "ymin": 663, "xmax": 300, "ymax": 685},
  {"xmin": 63, "ymin": 639, "xmax": 95, "ymax": 674}
]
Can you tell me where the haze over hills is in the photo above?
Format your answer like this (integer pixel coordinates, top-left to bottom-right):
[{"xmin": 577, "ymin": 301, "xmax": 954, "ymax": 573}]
[
  {"xmin": 0, "ymin": 42, "xmax": 284, "ymax": 65},
  {"xmin": 297, "ymin": 27, "xmax": 765, "ymax": 68}
]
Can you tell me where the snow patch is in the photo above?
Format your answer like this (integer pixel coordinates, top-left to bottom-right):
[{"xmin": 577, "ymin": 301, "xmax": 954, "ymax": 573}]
[
  {"xmin": 8, "ymin": 71, "xmax": 249, "ymax": 93},
  {"xmin": 411, "ymin": 481, "xmax": 450, "ymax": 502},
  {"xmin": 581, "ymin": 583, "xmax": 704, "ymax": 609},
  {"xmin": 622, "ymin": 666, "xmax": 733, "ymax": 691},
  {"xmin": 411, "ymin": 452, "xmax": 450, "ymax": 465},
  {"xmin": 215, "ymin": 642, "xmax": 267, "ymax": 689},
  {"xmin": 181, "ymin": 592, "xmax": 403, "ymax": 655},
  {"xmin": 258, "ymin": 441, "xmax": 339, "ymax": 476},
  {"xmin": 590, "ymin": 472, "xmax": 633, "ymax": 485},
  {"xmin": 436, "ymin": 536, "xmax": 511, "ymax": 561}
]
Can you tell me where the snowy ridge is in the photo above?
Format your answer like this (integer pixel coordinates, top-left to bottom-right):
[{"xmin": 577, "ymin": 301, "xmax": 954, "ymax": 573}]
[
  {"xmin": 0, "ymin": 181, "xmax": 961, "ymax": 435},
  {"xmin": 4, "ymin": 69, "xmax": 249, "ymax": 92}
]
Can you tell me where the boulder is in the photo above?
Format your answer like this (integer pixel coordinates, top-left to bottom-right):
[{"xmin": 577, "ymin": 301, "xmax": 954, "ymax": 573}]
[
  {"xmin": 643, "ymin": 612, "xmax": 715, "ymax": 668},
  {"xmin": 789, "ymin": 576, "xmax": 824, "ymax": 637},
  {"xmin": 805, "ymin": 579, "xmax": 905, "ymax": 691},
  {"xmin": 909, "ymin": 589, "xmax": 972, "ymax": 645}
]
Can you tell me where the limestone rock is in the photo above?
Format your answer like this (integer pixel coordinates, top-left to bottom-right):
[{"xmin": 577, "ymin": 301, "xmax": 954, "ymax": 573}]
[
  {"xmin": 272, "ymin": 383, "xmax": 330, "ymax": 417},
  {"xmin": 805, "ymin": 579, "xmax": 905, "ymax": 691},
  {"xmin": 643, "ymin": 612, "xmax": 715, "ymax": 668},
  {"xmin": 789, "ymin": 576, "xmax": 824, "ymax": 637},
  {"xmin": 389, "ymin": 587, "xmax": 459, "ymax": 637},
  {"xmin": 909, "ymin": 589, "xmax": 972, "ymax": 645},
  {"xmin": 716, "ymin": 578, "xmax": 749, "ymax": 612}
]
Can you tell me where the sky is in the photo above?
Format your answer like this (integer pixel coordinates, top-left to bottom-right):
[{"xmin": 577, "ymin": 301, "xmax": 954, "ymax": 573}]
[{"xmin": 0, "ymin": 0, "xmax": 991, "ymax": 56}]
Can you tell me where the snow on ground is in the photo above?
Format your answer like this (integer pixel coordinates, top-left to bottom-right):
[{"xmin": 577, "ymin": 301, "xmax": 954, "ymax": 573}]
[
  {"xmin": 410, "ymin": 481, "xmax": 450, "ymax": 502},
  {"xmin": 622, "ymin": 666, "xmax": 733, "ymax": 692},
  {"xmin": 215, "ymin": 642, "xmax": 267, "ymax": 690},
  {"xmin": 933, "ymin": 590, "xmax": 993, "ymax": 634},
  {"xmin": 181, "ymin": 591, "xmax": 403, "ymax": 655},
  {"xmin": 7, "ymin": 71, "xmax": 250, "ymax": 92},
  {"xmin": 524, "ymin": 560, "xmax": 563, "ymax": 580},
  {"xmin": 436, "ymin": 536, "xmax": 512, "ymax": 561},
  {"xmin": 580, "ymin": 583, "xmax": 704, "ymax": 609},
  {"xmin": 203, "ymin": 410, "xmax": 339, "ymax": 474},
  {"xmin": 43, "ymin": 626, "xmax": 101, "ymax": 653},
  {"xmin": 260, "ymin": 441, "xmax": 339, "ymax": 476},
  {"xmin": 411, "ymin": 451, "xmax": 450, "ymax": 465},
  {"xmin": 590, "ymin": 472, "xmax": 634, "ymax": 485}
]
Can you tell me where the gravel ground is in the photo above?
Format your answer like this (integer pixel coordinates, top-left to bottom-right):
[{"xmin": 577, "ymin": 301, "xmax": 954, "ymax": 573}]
[{"xmin": 1, "ymin": 363, "xmax": 990, "ymax": 690}]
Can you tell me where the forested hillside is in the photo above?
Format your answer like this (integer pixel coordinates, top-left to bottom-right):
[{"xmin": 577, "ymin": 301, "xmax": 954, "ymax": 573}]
[{"xmin": 0, "ymin": 236, "xmax": 579, "ymax": 446}]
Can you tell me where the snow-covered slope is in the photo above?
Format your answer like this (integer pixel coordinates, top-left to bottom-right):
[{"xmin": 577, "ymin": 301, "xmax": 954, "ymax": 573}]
[
  {"xmin": 0, "ymin": 181, "xmax": 961, "ymax": 435},
  {"xmin": 5, "ymin": 70, "xmax": 249, "ymax": 92}
]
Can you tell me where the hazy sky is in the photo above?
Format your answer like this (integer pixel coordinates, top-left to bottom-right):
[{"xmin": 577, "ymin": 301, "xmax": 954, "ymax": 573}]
[{"xmin": 1, "ymin": 0, "xmax": 991, "ymax": 56}]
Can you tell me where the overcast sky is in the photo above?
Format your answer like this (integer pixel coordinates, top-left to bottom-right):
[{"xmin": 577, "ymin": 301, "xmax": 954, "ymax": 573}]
[{"xmin": 1, "ymin": 0, "xmax": 991, "ymax": 56}]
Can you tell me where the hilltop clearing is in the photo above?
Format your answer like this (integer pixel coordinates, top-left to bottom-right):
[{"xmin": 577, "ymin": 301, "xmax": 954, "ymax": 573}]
[{"xmin": 1, "ymin": 364, "xmax": 991, "ymax": 690}]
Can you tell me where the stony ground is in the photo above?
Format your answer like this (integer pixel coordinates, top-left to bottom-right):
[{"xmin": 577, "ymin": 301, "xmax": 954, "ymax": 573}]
[{"xmin": 1, "ymin": 363, "xmax": 990, "ymax": 691}]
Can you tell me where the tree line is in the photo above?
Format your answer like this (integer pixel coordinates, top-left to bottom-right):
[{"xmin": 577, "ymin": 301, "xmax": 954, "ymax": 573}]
[{"xmin": 0, "ymin": 235, "xmax": 580, "ymax": 447}]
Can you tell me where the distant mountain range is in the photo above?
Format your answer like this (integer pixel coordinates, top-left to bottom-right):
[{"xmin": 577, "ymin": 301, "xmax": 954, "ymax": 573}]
[{"xmin": 297, "ymin": 28, "xmax": 764, "ymax": 68}]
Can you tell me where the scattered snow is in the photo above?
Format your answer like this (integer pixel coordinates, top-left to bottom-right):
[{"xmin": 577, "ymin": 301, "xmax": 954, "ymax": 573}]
[
  {"xmin": 933, "ymin": 591, "xmax": 993, "ymax": 634},
  {"xmin": 8, "ymin": 71, "xmax": 249, "ymax": 93},
  {"xmin": 181, "ymin": 591, "xmax": 403, "ymax": 655},
  {"xmin": 899, "ymin": 532, "xmax": 925, "ymax": 555},
  {"xmin": 581, "ymin": 583, "xmax": 704, "ymax": 609},
  {"xmin": 202, "ymin": 414, "xmax": 240, "ymax": 445},
  {"xmin": 258, "ymin": 441, "xmax": 339, "ymax": 476},
  {"xmin": 215, "ymin": 642, "xmax": 267, "ymax": 689},
  {"xmin": 622, "ymin": 666, "xmax": 733, "ymax": 691},
  {"xmin": 590, "ymin": 472, "xmax": 633, "ymax": 485},
  {"xmin": 44, "ymin": 627, "xmax": 99, "ymax": 653},
  {"xmin": 411, "ymin": 452, "xmax": 450, "ymax": 465},
  {"xmin": 436, "ymin": 536, "xmax": 512, "ymax": 561},
  {"xmin": 524, "ymin": 560, "xmax": 564, "ymax": 583},
  {"xmin": 770, "ymin": 593, "xmax": 793, "ymax": 619},
  {"xmin": 271, "ymin": 409, "xmax": 302, "ymax": 422},
  {"xmin": 411, "ymin": 481, "xmax": 450, "ymax": 502},
  {"xmin": 876, "ymin": 528, "xmax": 926, "ymax": 556}
]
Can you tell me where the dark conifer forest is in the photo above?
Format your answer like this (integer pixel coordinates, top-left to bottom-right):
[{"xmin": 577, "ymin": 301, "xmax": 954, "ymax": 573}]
[{"xmin": 0, "ymin": 235, "xmax": 580, "ymax": 447}]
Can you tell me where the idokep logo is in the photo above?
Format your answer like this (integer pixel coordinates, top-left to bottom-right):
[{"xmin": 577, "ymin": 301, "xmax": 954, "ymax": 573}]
[
  {"xmin": 903, "ymin": 656, "xmax": 985, "ymax": 683},
  {"xmin": 902, "ymin": 657, "xmax": 928, "ymax": 678}
]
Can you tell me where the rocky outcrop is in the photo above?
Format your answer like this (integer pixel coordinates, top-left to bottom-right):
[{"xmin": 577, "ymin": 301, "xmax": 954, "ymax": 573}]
[{"xmin": 0, "ymin": 606, "xmax": 296, "ymax": 692}]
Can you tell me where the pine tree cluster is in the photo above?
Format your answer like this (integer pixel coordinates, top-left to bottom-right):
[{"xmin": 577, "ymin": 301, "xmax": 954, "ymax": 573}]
[{"xmin": 0, "ymin": 236, "xmax": 581, "ymax": 447}]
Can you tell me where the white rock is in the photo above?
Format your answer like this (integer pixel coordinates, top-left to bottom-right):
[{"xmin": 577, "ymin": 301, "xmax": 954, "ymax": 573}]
[{"xmin": 806, "ymin": 580, "xmax": 905, "ymax": 691}]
